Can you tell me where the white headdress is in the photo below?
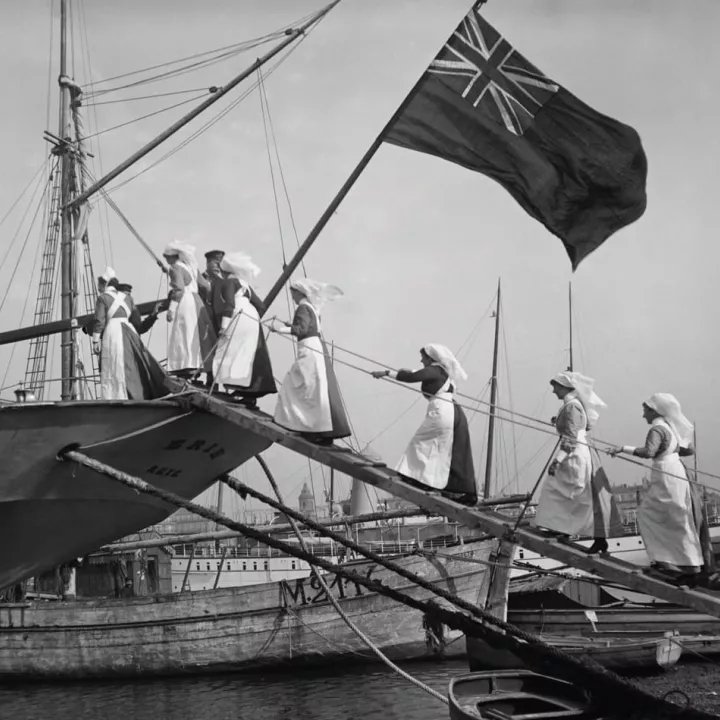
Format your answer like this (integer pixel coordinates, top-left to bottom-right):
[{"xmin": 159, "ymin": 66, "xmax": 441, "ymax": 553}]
[
  {"xmin": 552, "ymin": 370, "xmax": 606, "ymax": 425},
  {"xmin": 99, "ymin": 266, "xmax": 116, "ymax": 283},
  {"xmin": 644, "ymin": 393, "xmax": 693, "ymax": 447},
  {"xmin": 424, "ymin": 344, "xmax": 467, "ymax": 385},
  {"xmin": 290, "ymin": 278, "xmax": 343, "ymax": 310},
  {"xmin": 220, "ymin": 253, "xmax": 260, "ymax": 283},
  {"xmin": 163, "ymin": 240, "xmax": 199, "ymax": 279}
]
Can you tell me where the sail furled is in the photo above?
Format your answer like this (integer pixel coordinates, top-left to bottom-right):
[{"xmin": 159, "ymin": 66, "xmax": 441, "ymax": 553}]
[{"xmin": 383, "ymin": 6, "xmax": 647, "ymax": 269}]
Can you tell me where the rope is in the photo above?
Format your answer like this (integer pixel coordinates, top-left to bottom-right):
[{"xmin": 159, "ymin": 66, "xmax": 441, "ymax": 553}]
[
  {"xmin": 58, "ymin": 449, "xmax": 715, "ymax": 720},
  {"xmin": 101, "ymin": 26, "xmax": 314, "ymax": 197},
  {"xmin": 84, "ymin": 88, "xmax": 215, "ymax": 106},
  {"xmin": 260, "ymin": 319, "xmax": 720, "ymax": 491},
  {"xmin": 252, "ymin": 456, "xmax": 448, "ymax": 705}
]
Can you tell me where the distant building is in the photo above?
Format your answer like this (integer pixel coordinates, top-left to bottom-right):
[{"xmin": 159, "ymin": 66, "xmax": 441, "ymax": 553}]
[
  {"xmin": 298, "ymin": 482, "xmax": 317, "ymax": 520},
  {"xmin": 611, "ymin": 480, "xmax": 648, "ymax": 528}
]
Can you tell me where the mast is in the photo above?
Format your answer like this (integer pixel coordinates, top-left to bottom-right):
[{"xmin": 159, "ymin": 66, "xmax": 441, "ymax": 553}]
[
  {"xmin": 482, "ymin": 279, "xmax": 501, "ymax": 499},
  {"xmin": 59, "ymin": 0, "xmax": 76, "ymax": 400},
  {"xmin": 568, "ymin": 281, "xmax": 574, "ymax": 372}
]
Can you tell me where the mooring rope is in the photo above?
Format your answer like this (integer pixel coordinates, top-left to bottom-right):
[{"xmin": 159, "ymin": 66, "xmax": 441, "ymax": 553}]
[
  {"xmin": 252, "ymin": 455, "xmax": 448, "ymax": 705},
  {"xmin": 59, "ymin": 448, "xmax": 716, "ymax": 720}
]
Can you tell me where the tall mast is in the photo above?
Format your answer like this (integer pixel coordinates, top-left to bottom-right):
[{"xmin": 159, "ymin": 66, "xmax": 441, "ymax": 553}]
[
  {"xmin": 59, "ymin": 0, "xmax": 76, "ymax": 400},
  {"xmin": 482, "ymin": 279, "xmax": 501, "ymax": 499},
  {"xmin": 567, "ymin": 281, "xmax": 574, "ymax": 372}
]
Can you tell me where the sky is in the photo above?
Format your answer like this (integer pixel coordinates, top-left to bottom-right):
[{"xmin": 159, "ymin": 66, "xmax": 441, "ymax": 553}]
[{"xmin": 0, "ymin": 0, "xmax": 718, "ymax": 513}]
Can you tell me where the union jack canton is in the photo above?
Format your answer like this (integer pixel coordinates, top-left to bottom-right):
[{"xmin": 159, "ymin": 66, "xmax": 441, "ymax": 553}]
[{"xmin": 429, "ymin": 9, "xmax": 559, "ymax": 136}]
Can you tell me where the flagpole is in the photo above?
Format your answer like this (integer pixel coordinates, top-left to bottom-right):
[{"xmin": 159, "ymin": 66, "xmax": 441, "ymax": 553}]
[
  {"xmin": 260, "ymin": 0, "xmax": 490, "ymax": 313},
  {"xmin": 260, "ymin": 81, "xmax": 422, "ymax": 313}
]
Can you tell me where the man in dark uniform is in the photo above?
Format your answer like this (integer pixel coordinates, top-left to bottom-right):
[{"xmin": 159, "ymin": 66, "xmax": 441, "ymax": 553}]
[
  {"xmin": 200, "ymin": 250, "xmax": 225, "ymax": 314},
  {"xmin": 201, "ymin": 250, "xmax": 226, "ymax": 388}
]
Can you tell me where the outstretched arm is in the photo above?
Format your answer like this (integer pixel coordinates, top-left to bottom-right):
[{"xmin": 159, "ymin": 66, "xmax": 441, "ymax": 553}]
[
  {"xmin": 609, "ymin": 427, "xmax": 665, "ymax": 459},
  {"xmin": 371, "ymin": 366, "xmax": 444, "ymax": 383}
]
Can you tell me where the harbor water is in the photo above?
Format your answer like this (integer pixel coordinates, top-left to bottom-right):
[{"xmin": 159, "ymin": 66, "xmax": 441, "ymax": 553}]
[
  {"xmin": 0, "ymin": 660, "xmax": 466, "ymax": 720},
  {"xmin": 4, "ymin": 658, "xmax": 720, "ymax": 719}
]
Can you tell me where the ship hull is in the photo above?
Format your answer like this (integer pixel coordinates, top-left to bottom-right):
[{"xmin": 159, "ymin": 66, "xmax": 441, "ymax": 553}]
[
  {"xmin": 0, "ymin": 401, "xmax": 272, "ymax": 590},
  {"xmin": 0, "ymin": 540, "xmax": 492, "ymax": 679}
]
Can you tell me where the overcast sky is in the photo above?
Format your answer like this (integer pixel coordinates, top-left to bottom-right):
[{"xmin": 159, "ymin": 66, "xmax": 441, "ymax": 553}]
[{"xmin": 1, "ymin": 0, "xmax": 718, "ymax": 513}]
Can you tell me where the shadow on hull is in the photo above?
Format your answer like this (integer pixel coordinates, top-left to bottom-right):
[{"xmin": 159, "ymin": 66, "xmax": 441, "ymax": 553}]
[{"xmin": 0, "ymin": 400, "xmax": 271, "ymax": 590}]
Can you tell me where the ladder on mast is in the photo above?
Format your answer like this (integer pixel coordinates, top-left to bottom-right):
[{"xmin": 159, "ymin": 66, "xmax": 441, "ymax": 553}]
[{"xmin": 23, "ymin": 160, "xmax": 62, "ymax": 400}]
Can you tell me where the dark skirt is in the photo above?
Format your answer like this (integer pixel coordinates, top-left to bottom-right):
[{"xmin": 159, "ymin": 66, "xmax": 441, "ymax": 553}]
[
  {"xmin": 225, "ymin": 328, "xmax": 278, "ymax": 398},
  {"xmin": 589, "ymin": 449, "xmax": 624, "ymax": 538},
  {"xmin": 312, "ymin": 338, "xmax": 351, "ymax": 440},
  {"xmin": 122, "ymin": 325, "xmax": 167, "ymax": 400},
  {"xmin": 445, "ymin": 402, "xmax": 477, "ymax": 497}
]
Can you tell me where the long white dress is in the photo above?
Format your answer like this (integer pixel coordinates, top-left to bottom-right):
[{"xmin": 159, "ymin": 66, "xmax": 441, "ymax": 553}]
[
  {"xmin": 212, "ymin": 288, "xmax": 259, "ymax": 388},
  {"xmin": 396, "ymin": 377, "xmax": 455, "ymax": 490},
  {"xmin": 99, "ymin": 291, "xmax": 133, "ymax": 400},
  {"xmin": 274, "ymin": 303, "xmax": 331, "ymax": 432},
  {"xmin": 535, "ymin": 397, "xmax": 595, "ymax": 536},
  {"xmin": 167, "ymin": 260, "xmax": 216, "ymax": 373},
  {"xmin": 273, "ymin": 301, "xmax": 350, "ymax": 438},
  {"xmin": 638, "ymin": 419, "xmax": 703, "ymax": 567}
]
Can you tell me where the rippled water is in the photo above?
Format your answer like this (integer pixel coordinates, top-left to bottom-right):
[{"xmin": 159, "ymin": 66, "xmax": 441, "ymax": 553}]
[{"xmin": 0, "ymin": 660, "xmax": 465, "ymax": 720}]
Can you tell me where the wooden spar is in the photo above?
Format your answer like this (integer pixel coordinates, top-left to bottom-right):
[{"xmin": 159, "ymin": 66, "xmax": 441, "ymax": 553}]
[
  {"xmin": 483, "ymin": 280, "xmax": 501, "ymax": 499},
  {"xmin": 261, "ymin": 59, "xmax": 432, "ymax": 312},
  {"xmin": 99, "ymin": 507, "xmax": 434, "ymax": 553},
  {"xmin": 67, "ymin": 2, "xmax": 341, "ymax": 210},
  {"xmin": 484, "ymin": 539, "xmax": 514, "ymax": 622},
  {"xmin": 59, "ymin": 0, "xmax": 75, "ymax": 401},
  {"xmin": 162, "ymin": 382, "xmax": 720, "ymax": 619},
  {"xmin": 0, "ymin": 299, "xmax": 167, "ymax": 348}
]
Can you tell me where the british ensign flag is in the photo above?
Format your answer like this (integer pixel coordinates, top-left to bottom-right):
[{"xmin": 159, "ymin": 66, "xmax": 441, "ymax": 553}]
[{"xmin": 429, "ymin": 8, "xmax": 559, "ymax": 136}]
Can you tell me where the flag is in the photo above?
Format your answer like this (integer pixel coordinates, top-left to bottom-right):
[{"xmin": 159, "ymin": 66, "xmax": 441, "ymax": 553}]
[{"xmin": 383, "ymin": 4, "xmax": 647, "ymax": 269}]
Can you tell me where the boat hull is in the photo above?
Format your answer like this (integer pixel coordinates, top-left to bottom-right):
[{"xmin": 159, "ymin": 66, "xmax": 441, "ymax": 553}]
[
  {"xmin": 0, "ymin": 401, "xmax": 271, "ymax": 590},
  {"xmin": 448, "ymin": 670, "xmax": 596, "ymax": 720},
  {"xmin": 0, "ymin": 540, "xmax": 492, "ymax": 679},
  {"xmin": 506, "ymin": 605, "xmax": 720, "ymax": 638}
]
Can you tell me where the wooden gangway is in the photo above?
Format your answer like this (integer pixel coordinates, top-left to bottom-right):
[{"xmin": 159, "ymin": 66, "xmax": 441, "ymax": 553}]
[{"xmin": 177, "ymin": 384, "xmax": 720, "ymax": 620}]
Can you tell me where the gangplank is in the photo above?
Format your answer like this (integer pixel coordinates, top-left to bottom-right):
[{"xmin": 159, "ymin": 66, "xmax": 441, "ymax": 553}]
[{"xmin": 172, "ymin": 384, "xmax": 720, "ymax": 619}]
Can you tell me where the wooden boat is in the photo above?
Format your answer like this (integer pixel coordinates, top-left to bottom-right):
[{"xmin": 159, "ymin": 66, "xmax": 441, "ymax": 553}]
[
  {"xmin": 467, "ymin": 574, "xmax": 720, "ymax": 672},
  {"xmin": 0, "ymin": 400, "xmax": 270, "ymax": 592},
  {"xmin": 505, "ymin": 574, "xmax": 720, "ymax": 637},
  {"xmin": 0, "ymin": 537, "xmax": 492, "ymax": 679},
  {"xmin": 507, "ymin": 604, "xmax": 720, "ymax": 639},
  {"xmin": 466, "ymin": 631, "xmax": 720, "ymax": 673},
  {"xmin": 448, "ymin": 670, "xmax": 602, "ymax": 720}
]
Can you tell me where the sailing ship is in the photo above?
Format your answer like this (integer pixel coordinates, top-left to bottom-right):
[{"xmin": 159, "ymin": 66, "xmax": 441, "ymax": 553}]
[
  {"xmin": 0, "ymin": 2, "xmax": 506, "ymax": 680},
  {"xmin": 0, "ymin": 2, "xmax": 344, "ymax": 593}
]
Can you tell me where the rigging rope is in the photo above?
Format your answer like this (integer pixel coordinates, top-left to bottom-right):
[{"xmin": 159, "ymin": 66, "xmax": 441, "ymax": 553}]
[
  {"xmin": 84, "ymin": 31, "xmax": 291, "ymax": 96},
  {"xmin": 100, "ymin": 35, "xmax": 308, "ymax": 197},
  {"xmin": 0, "ymin": 160, "xmax": 48, "ymax": 238},
  {"xmin": 0, "ymin": 170, "xmax": 54, "ymax": 316},
  {"xmin": 83, "ymin": 88, "xmax": 217, "ymax": 107},
  {"xmin": 77, "ymin": 0, "xmax": 114, "ymax": 267},
  {"xmin": 260, "ymin": 319, "xmax": 720, "ymax": 490},
  {"xmin": 81, "ymin": 92, "xmax": 209, "ymax": 141}
]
